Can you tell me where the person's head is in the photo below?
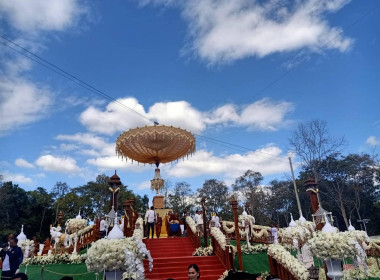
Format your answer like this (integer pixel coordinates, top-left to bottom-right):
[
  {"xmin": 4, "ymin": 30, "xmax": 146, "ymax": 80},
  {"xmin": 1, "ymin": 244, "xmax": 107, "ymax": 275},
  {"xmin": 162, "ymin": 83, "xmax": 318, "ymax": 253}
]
[
  {"xmin": 59, "ymin": 277, "xmax": 74, "ymax": 280},
  {"xmin": 188, "ymin": 264, "xmax": 200, "ymax": 279},
  {"xmin": 12, "ymin": 273, "xmax": 28, "ymax": 280},
  {"xmin": 9, "ymin": 238, "xmax": 18, "ymax": 247},
  {"xmin": 150, "ymin": 206, "xmax": 154, "ymax": 210}
]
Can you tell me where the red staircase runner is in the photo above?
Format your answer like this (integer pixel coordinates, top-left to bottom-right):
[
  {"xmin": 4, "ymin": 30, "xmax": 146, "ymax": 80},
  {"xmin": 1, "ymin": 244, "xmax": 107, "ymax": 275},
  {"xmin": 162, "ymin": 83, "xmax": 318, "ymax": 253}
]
[{"xmin": 144, "ymin": 237, "xmax": 226, "ymax": 280}]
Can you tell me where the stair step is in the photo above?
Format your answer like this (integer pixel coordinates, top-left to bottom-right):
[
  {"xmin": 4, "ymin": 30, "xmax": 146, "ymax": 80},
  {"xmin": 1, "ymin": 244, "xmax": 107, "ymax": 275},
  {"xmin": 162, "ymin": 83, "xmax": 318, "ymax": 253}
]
[{"xmin": 143, "ymin": 237, "xmax": 226, "ymax": 280}]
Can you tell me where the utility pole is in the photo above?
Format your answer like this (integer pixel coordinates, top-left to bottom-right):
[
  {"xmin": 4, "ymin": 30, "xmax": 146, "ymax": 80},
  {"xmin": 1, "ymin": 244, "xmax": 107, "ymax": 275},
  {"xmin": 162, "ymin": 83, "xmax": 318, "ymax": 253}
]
[{"xmin": 289, "ymin": 157, "xmax": 303, "ymax": 219}]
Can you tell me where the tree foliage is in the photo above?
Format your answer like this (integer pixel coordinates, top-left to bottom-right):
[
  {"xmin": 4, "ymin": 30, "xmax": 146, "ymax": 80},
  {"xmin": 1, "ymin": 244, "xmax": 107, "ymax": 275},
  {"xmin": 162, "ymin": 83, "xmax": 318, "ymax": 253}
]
[{"xmin": 289, "ymin": 119, "xmax": 346, "ymax": 182}]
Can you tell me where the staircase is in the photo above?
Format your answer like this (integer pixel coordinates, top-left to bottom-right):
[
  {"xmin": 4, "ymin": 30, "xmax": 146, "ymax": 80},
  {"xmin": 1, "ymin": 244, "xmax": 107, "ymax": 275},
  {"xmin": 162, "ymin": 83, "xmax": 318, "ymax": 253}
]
[{"xmin": 144, "ymin": 237, "xmax": 226, "ymax": 280}]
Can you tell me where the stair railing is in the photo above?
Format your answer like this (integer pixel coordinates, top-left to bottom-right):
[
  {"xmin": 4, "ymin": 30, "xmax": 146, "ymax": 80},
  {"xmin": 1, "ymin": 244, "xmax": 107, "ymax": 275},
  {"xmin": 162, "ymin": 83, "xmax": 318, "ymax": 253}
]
[
  {"xmin": 186, "ymin": 217, "xmax": 201, "ymax": 248},
  {"xmin": 210, "ymin": 229, "xmax": 234, "ymax": 270},
  {"xmin": 268, "ymin": 255, "xmax": 300, "ymax": 280}
]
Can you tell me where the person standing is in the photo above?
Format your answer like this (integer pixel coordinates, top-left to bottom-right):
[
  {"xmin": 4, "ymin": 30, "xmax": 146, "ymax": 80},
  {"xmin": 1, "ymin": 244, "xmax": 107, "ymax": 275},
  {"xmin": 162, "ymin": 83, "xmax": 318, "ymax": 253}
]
[
  {"xmin": 100, "ymin": 216, "xmax": 106, "ymax": 238},
  {"xmin": 1, "ymin": 238, "xmax": 23, "ymax": 279},
  {"xmin": 145, "ymin": 206, "xmax": 156, "ymax": 239},
  {"xmin": 195, "ymin": 210, "xmax": 204, "ymax": 237},
  {"xmin": 270, "ymin": 224, "xmax": 279, "ymax": 244}
]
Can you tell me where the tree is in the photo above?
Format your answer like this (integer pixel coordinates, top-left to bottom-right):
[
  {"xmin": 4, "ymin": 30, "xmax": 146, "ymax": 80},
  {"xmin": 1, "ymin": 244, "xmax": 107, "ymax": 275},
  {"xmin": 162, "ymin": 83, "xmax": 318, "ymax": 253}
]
[
  {"xmin": 197, "ymin": 179, "xmax": 229, "ymax": 216},
  {"xmin": 267, "ymin": 180, "xmax": 296, "ymax": 226},
  {"xmin": 168, "ymin": 181, "xmax": 193, "ymax": 214},
  {"xmin": 232, "ymin": 170, "xmax": 272, "ymax": 224},
  {"xmin": 289, "ymin": 119, "xmax": 346, "ymax": 182},
  {"xmin": 51, "ymin": 181, "xmax": 71, "ymax": 224},
  {"xmin": 308, "ymin": 153, "xmax": 380, "ymax": 232},
  {"xmin": 74, "ymin": 174, "xmax": 110, "ymax": 218},
  {"xmin": 162, "ymin": 179, "xmax": 172, "ymax": 208}
]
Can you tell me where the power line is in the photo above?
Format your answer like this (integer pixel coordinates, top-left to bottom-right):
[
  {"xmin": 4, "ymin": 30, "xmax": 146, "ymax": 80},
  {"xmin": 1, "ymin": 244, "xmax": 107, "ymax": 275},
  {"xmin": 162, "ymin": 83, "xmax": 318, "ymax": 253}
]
[
  {"xmin": 0, "ymin": 33, "xmax": 291, "ymax": 161},
  {"xmin": 0, "ymin": 33, "xmax": 154, "ymax": 125}
]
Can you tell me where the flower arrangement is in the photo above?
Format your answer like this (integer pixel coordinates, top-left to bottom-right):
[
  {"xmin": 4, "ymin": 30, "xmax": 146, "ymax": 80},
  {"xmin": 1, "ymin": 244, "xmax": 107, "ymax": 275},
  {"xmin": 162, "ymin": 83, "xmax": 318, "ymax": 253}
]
[
  {"xmin": 268, "ymin": 244, "xmax": 309, "ymax": 280},
  {"xmin": 86, "ymin": 237, "xmax": 152, "ymax": 275},
  {"xmin": 193, "ymin": 245, "xmax": 213, "ymax": 256},
  {"xmin": 66, "ymin": 218, "xmax": 87, "ymax": 233},
  {"xmin": 278, "ymin": 225, "xmax": 314, "ymax": 247},
  {"xmin": 238, "ymin": 214, "xmax": 255, "ymax": 224},
  {"xmin": 346, "ymin": 230, "xmax": 370, "ymax": 244},
  {"xmin": 307, "ymin": 231, "xmax": 356, "ymax": 259},
  {"xmin": 186, "ymin": 216, "xmax": 197, "ymax": 234},
  {"xmin": 241, "ymin": 243, "xmax": 268, "ymax": 254},
  {"xmin": 20, "ymin": 239, "xmax": 35, "ymax": 257}
]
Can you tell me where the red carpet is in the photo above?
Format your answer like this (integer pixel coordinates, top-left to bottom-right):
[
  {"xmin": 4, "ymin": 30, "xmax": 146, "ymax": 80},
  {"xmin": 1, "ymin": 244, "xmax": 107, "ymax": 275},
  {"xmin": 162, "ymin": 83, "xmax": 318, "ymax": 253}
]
[{"xmin": 144, "ymin": 237, "xmax": 226, "ymax": 280}]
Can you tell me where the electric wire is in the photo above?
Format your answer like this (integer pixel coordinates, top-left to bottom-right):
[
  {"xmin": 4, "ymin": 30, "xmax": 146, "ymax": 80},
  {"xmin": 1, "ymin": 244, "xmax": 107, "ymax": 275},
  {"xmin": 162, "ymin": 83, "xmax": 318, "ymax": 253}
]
[
  {"xmin": 0, "ymin": 4, "xmax": 378, "ymax": 163},
  {"xmin": 0, "ymin": 33, "xmax": 154, "ymax": 125},
  {"xmin": 0, "ymin": 34, "xmax": 290, "ymax": 162}
]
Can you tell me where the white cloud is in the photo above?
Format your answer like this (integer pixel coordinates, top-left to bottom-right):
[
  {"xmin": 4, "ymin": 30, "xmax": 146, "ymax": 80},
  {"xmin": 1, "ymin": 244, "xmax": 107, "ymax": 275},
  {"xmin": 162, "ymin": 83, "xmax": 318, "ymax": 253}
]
[
  {"xmin": 79, "ymin": 97, "xmax": 293, "ymax": 135},
  {"xmin": 0, "ymin": 77, "xmax": 52, "ymax": 135},
  {"xmin": 2, "ymin": 172, "xmax": 32, "ymax": 183},
  {"xmin": 167, "ymin": 146, "xmax": 290, "ymax": 183},
  {"xmin": 15, "ymin": 158, "xmax": 35, "ymax": 168},
  {"xmin": 141, "ymin": 0, "xmax": 352, "ymax": 64},
  {"xmin": 137, "ymin": 180, "xmax": 152, "ymax": 190},
  {"xmin": 87, "ymin": 156, "xmax": 150, "ymax": 172},
  {"xmin": 366, "ymin": 136, "xmax": 379, "ymax": 147},
  {"xmin": 35, "ymin": 155, "xmax": 81, "ymax": 173},
  {"xmin": 56, "ymin": 133, "xmax": 114, "ymax": 156},
  {"xmin": 0, "ymin": 0, "xmax": 87, "ymax": 33}
]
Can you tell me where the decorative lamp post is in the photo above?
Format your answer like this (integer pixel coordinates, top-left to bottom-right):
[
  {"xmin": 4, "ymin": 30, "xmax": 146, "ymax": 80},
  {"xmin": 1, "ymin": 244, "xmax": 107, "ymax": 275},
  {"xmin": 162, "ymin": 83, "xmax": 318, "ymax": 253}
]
[
  {"xmin": 231, "ymin": 198, "xmax": 243, "ymax": 271},
  {"xmin": 150, "ymin": 164, "xmax": 164, "ymax": 194}
]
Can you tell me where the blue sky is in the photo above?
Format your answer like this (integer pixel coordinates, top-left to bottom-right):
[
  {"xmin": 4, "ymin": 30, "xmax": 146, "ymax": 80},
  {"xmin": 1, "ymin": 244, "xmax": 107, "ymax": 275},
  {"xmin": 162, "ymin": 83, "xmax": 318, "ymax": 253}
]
[{"xmin": 0, "ymin": 0, "xmax": 379, "ymax": 203}]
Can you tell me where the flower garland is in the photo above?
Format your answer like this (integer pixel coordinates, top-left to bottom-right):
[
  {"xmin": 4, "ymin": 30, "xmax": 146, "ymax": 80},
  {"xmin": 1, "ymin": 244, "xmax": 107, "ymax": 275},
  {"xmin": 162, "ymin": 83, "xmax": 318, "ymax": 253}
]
[
  {"xmin": 307, "ymin": 231, "xmax": 356, "ymax": 259},
  {"xmin": 186, "ymin": 216, "xmax": 197, "ymax": 234},
  {"xmin": 221, "ymin": 221, "xmax": 270, "ymax": 238},
  {"xmin": 22, "ymin": 253, "xmax": 86, "ymax": 265},
  {"xmin": 368, "ymin": 239, "xmax": 380, "ymax": 250},
  {"xmin": 211, "ymin": 227, "xmax": 227, "ymax": 249},
  {"xmin": 218, "ymin": 270, "xmax": 229, "ymax": 280},
  {"xmin": 268, "ymin": 244, "xmax": 309, "ymax": 280},
  {"xmin": 222, "ymin": 221, "xmax": 235, "ymax": 234},
  {"xmin": 210, "ymin": 227, "xmax": 237, "ymax": 254}
]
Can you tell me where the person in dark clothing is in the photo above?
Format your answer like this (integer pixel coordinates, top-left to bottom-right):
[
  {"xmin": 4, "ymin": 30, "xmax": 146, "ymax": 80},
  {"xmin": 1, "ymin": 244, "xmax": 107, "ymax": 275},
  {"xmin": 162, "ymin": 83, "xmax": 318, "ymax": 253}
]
[
  {"xmin": 0, "ymin": 238, "xmax": 24, "ymax": 279},
  {"xmin": 12, "ymin": 272, "xmax": 28, "ymax": 280}
]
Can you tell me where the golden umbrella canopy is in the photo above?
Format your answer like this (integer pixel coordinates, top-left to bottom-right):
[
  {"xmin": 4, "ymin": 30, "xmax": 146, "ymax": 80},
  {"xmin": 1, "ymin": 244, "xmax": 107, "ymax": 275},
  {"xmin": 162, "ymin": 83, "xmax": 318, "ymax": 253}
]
[{"xmin": 116, "ymin": 125, "xmax": 196, "ymax": 165}]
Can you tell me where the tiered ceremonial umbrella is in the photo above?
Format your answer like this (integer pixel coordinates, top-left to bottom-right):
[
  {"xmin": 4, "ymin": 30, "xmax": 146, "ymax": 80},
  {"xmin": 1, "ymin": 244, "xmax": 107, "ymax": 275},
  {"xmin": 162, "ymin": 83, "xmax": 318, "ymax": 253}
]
[{"xmin": 116, "ymin": 125, "xmax": 195, "ymax": 194}]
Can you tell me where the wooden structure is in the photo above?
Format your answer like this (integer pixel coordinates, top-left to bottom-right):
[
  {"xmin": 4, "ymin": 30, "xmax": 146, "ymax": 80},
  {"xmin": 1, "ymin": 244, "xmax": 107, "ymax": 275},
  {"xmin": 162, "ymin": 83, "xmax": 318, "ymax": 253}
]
[
  {"xmin": 108, "ymin": 170, "xmax": 121, "ymax": 211},
  {"xmin": 123, "ymin": 198, "xmax": 139, "ymax": 237},
  {"xmin": 210, "ymin": 234, "xmax": 234, "ymax": 270},
  {"xmin": 186, "ymin": 221, "xmax": 201, "ymax": 248},
  {"xmin": 268, "ymin": 255, "xmax": 301, "ymax": 280},
  {"xmin": 231, "ymin": 198, "xmax": 243, "ymax": 271}
]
